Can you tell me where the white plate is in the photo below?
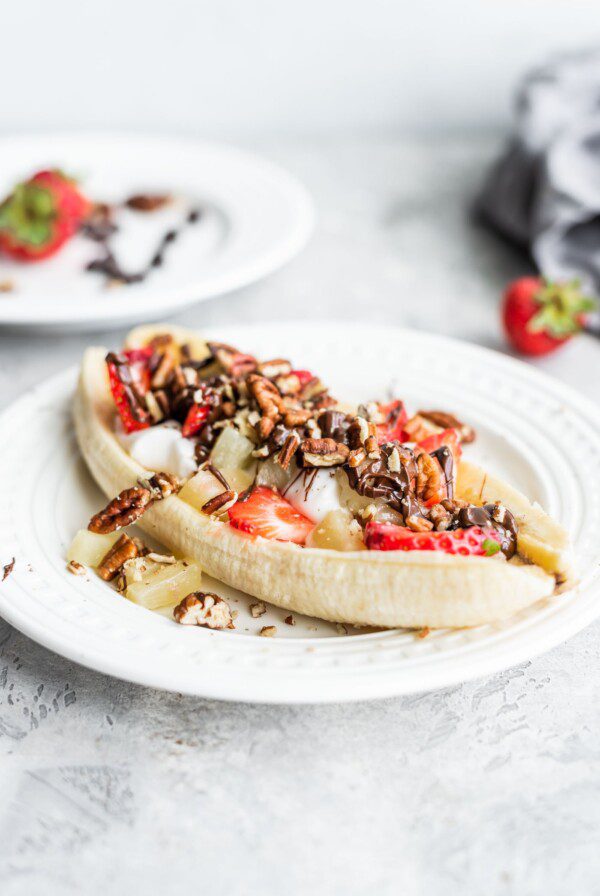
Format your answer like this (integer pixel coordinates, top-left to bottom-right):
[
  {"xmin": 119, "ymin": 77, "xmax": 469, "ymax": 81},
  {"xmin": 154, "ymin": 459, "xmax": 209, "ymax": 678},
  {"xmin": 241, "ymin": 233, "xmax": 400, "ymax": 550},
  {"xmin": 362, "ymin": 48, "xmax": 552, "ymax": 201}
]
[
  {"xmin": 0, "ymin": 323, "xmax": 599, "ymax": 703},
  {"xmin": 0, "ymin": 134, "xmax": 314, "ymax": 331}
]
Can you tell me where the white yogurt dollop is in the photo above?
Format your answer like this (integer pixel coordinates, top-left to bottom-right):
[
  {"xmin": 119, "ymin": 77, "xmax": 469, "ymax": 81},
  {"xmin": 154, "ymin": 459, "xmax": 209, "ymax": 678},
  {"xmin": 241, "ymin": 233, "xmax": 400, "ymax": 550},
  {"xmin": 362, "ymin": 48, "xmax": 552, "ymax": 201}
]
[
  {"xmin": 116, "ymin": 421, "xmax": 197, "ymax": 480},
  {"xmin": 284, "ymin": 469, "xmax": 342, "ymax": 523}
]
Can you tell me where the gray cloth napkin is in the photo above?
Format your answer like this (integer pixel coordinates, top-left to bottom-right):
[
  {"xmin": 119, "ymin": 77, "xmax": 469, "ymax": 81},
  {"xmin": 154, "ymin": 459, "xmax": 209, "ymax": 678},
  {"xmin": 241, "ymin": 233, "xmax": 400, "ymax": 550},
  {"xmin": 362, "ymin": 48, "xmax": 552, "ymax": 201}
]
[{"xmin": 478, "ymin": 50, "xmax": 600, "ymax": 294}]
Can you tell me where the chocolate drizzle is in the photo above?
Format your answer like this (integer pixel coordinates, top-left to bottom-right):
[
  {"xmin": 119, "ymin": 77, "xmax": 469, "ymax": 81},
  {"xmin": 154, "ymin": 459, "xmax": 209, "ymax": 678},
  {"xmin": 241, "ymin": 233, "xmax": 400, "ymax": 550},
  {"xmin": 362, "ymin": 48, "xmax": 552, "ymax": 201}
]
[
  {"xmin": 454, "ymin": 503, "xmax": 518, "ymax": 558},
  {"xmin": 83, "ymin": 206, "xmax": 202, "ymax": 286},
  {"xmin": 346, "ymin": 446, "xmax": 420, "ymax": 518},
  {"xmin": 431, "ymin": 446, "xmax": 454, "ymax": 500}
]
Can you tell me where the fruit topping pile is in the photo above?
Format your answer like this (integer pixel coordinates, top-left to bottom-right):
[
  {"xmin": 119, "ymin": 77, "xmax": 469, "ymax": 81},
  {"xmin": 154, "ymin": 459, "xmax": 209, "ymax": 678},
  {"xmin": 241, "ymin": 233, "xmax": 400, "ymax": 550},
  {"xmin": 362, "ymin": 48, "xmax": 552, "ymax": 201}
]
[{"xmin": 102, "ymin": 332, "xmax": 518, "ymax": 558}]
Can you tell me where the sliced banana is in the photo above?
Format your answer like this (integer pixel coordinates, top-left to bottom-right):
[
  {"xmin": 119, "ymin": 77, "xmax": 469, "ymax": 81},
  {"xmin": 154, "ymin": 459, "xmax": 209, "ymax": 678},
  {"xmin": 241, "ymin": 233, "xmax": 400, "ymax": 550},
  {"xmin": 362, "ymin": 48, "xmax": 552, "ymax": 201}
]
[
  {"xmin": 73, "ymin": 327, "xmax": 565, "ymax": 629},
  {"xmin": 456, "ymin": 461, "xmax": 573, "ymax": 582}
]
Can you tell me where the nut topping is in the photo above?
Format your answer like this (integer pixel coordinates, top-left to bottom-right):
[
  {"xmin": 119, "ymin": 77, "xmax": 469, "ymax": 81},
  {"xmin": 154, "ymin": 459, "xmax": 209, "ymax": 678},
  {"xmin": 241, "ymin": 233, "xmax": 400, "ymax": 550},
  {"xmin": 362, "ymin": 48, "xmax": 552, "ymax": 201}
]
[
  {"xmin": 415, "ymin": 451, "xmax": 442, "ymax": 504},
  {"xmin": 173, "ymin": 592, "xmax": 233, "ymax": 629},
  {"xmin": 201, "ymin": 490, "xmax": 238, "ymax": 515},
  {"xmin": 66, "ymin": 560, "xmax": 86, "ymax": 576},
  {"xmin": 278, "ymin": 432, "xmax": 301, "ymax": 470},
  {"xmin": 403, "ymin": 414, "xmax": 442, "ymax": 443},
  {"xmin": 88, "ymin": 486, "xmax": 152, "ymax": 534},
  {"xmin": 97, "ymin": 533, "xmax": 140, "ymax": 581},
  {"xmin": 258, "ymin": 359, "xmax": 292, "ymax": 378},
  {"xmin": 419, "ymin": 409, "xmax": 476, "ymax": 444},
  {"xmin": 405, "ymin": 515, "xmax": 434, "ymax": 532},
  {"xmin": 300, "ymin": 438, "xmax": 349, "ymax": 467}
]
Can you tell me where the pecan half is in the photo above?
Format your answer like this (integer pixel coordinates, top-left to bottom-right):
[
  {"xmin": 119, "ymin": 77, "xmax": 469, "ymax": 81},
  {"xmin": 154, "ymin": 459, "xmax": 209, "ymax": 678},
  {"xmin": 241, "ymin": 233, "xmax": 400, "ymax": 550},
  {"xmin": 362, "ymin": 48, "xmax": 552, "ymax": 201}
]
[
  {"xmin": 201, "ymin": 490, "xmax": 238, "ymax": 515},
  {"xmin": 173, "ymin": 592, "xmax": 233, "ymax": 628},
  {"xmin": 300, "ymin": 438, "xmax": 349, "ymax": 467},
  {"xmin": 88, "ymin": 486, "xmax": 152, "ymax": 534},
  {"xmin": 419, "ymin": 410, "xmax": 476, "ymax": 444},
  {"xmin": 278, "ymin": 432, "xmax": 301, "ymax": 470},
  {"xmin": 97, "ymin": 533, "xmax": 140, "ymax": 581},
  {"xmin": 415, "ymin": 451, "xmax": 442, "ymax": 503},
  {"xmin": 258, "ymin": 359, "xmax": 292, "ymax": 378}
]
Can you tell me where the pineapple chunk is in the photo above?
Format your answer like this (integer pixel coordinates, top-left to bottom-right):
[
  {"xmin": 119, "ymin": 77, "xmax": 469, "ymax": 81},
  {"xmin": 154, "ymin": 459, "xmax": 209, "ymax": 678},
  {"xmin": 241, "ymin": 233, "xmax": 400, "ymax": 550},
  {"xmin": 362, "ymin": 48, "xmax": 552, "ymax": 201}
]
[
  {"xmin": 256, "ymin": 456, "xmax": 295, "ymax": 494},
  {"xmin": 179, "ymin": 469, "xmax": 226, "ymax": 513},
  {"xmin": 124, "ymin": 558, "xmax": 202, "ymax": 610},
  {"xmin": 307, "ymin": 509, "xmax": 366, "ymax": 551},
  {"xmin": 209, "ymin": 426, "xmax": 256, "ymax": 493},
  {"xmin": 67, "ymin": 529, "xmax": 122, "ymax": 568}
]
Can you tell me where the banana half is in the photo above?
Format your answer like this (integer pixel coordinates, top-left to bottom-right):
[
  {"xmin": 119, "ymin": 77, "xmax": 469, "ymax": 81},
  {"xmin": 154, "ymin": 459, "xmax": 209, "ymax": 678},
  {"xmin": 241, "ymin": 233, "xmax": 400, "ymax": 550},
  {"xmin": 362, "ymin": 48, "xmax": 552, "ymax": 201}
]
[{"xmin": 73, "ymin": 325, "xmax": 573, "ymax": 629}]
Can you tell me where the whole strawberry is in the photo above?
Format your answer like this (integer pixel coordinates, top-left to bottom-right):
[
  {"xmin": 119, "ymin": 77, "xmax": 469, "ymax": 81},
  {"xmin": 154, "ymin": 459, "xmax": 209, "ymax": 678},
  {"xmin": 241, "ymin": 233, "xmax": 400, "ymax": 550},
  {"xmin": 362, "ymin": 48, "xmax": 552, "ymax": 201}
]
[
  {"xmin": 502, "ymin": 276, "xmax": 596, "ymax": 356},
  {"xmin": 0, "ymin": 169, "xmax": 90, "ymax": 262}
]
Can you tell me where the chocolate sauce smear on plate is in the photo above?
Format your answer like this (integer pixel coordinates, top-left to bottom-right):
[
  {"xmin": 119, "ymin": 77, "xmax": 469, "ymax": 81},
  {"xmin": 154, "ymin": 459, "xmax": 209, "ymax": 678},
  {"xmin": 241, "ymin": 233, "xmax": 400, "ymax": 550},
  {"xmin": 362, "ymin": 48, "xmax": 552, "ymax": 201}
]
[{"xmin": 82, "ymin": 203, "xmax": 202, "ymax": 286}]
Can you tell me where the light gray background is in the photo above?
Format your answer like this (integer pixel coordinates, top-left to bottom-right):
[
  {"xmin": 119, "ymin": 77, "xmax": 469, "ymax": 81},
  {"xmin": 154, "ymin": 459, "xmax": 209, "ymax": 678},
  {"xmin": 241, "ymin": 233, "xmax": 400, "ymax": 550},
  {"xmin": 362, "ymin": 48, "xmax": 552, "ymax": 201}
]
[
  {"xmin": 2, "ymin": 0, "xmax": 600, "ymax": 136},
  {"xmin": 2, "ymin": 4, "xmax": 600, "ymax": 894},
  {"xmin": 1, "ymin": 135, "xmax": 599, "ymax": 895}
]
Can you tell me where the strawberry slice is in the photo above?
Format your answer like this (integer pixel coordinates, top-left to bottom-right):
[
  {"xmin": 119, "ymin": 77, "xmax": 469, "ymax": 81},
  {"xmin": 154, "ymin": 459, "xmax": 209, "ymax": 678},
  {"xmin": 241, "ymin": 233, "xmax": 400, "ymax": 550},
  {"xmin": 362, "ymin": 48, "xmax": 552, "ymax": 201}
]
[
  {"xmin": 290, "ymin": 369, "xmax": 315, "ymax": 387},
  {"xmin": 365, "ymin": 521, "xmax": 502, "ymax": 556},
  {"xmin": 376, "ymin": 399, "xmax": 408, "ymax": 444},
  {"xmin": 182, "ymin": 402, "xmax": 210, "ymax": 438},
  {"xmin": 106, "ymin": 348, "xmax": 153, "ymax": 434},
  {"xmin": 228, "ymin": 486, "xmax": 314, "ymax": 544},
  {"xmin": 417, "ymin": 427, "xmax": 462, "ymax": 460}
]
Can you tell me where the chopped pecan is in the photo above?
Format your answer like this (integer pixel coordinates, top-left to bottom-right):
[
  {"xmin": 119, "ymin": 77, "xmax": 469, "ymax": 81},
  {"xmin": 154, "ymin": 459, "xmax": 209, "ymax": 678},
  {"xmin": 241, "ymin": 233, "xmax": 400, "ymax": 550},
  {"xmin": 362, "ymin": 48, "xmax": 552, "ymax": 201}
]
[
  {"xmin": 428, "ymin": 503, "xmax": 453, "ymax": 531},
  {"xmin": 406, "ymin": 515, "xmax": 434, "ymax": 532},
  {"xmin": 419, "ymin": 410, "xmax": 475, "ymax": 443},
  {"xmin": 259, "ymin": 625, "xmax": 277, "ymax": 637},
  {"xmin": 257, "ymin": 416, "xmax": 276, "ymax": 441},
  {"xmin": 298, "ymin": 377, "xmax": 325, "ymax": 401},
  {"xmin": 300, "ymin": 438, "xmax": 349, "ymax": 467},
  {"xmin": 97, "ymin": 533, "xmax": 140, "ymax": 581},
  {"xmin": 250, "ymin": 601, "xmax": 267, "ymax": 618},
  {"xmin": 201, "ymin": 489, "xmax": 238, "ymax": 515},
  {"xmin": 347, "ymin": 447, "xmax": 366, "ymax": 468},
  {"xmin": 150, "ymin": 352, "xmax": 175, "ymax": 389},
  {"xmin": 66, "ymin": 560, "xmax": 86, "ymax": 576},
  {"xmin": 258, "ymin": 359, "xmax": 292, "ymax": 378},
  {"xmin": 209, "ymin": 343, "xmax": 257, "ymax": 377},
  {"xmin": 247, "ymin": 374, "xmax": 285, "ymax": 418},
  {"xmin": 403, "ymin": 414, "xmax": 442, "ymax": 442},
  {"xmin": 415, "ymin": 451, "xmax": 442, "ymax": 504},
  {"xmin": 283, "ymin": 407, "xmax": 313, "ymax": 427},
  {"xmin": 2, "ymin": 557, "xmax": 15, "ymax": 581},
  {"xmin": 275, "ymin": 373, "xmax": 301, "ymax": 396},
  {"xmin": 364, "ymin": 434, "xmax": 380, "ymax": 459},
  {"xmin": 147, "ymin": 333, "xmax": 174, "ymax": 352},
  {"xmin": 174, "ymin": 592, "xmax": 233, "ymax": 629},
  {"xmin": 147, "ymin": 471, "xmax": 181, "ymax": 499},
  {"xmin": 278, "ymin": 432, "xmax": 301, "ymax": 470},
  {"xmin": 126, "ymin": 193, "xmax": 172, "ymax": 212},
  {"xmin": 88, "ymin": 486, "xmax": 152, "ymax": 534},
  {"xmin": 144, "ymin": 390, "xmax": 165, "ymax": 423}
]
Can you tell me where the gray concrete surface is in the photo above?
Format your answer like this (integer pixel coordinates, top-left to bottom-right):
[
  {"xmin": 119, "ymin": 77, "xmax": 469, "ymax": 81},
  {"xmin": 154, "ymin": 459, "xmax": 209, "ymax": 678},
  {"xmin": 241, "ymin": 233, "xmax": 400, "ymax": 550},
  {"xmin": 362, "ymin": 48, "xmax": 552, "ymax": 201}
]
[{"xmin": 0, "ymin": 136, "xmax": 599, "ymax": 895}]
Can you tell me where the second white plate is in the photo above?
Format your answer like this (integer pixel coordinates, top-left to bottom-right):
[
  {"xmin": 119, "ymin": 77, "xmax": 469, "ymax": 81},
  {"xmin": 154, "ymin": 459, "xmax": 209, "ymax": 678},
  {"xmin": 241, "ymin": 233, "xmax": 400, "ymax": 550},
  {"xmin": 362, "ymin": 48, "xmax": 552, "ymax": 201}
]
[
  {"xmin": 0, "ymin": 133, "xmax": 314, "ymax": 331},
  {"xmin": 0, "ymin": 323, "xmax": 599, "ymax": 702}
]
